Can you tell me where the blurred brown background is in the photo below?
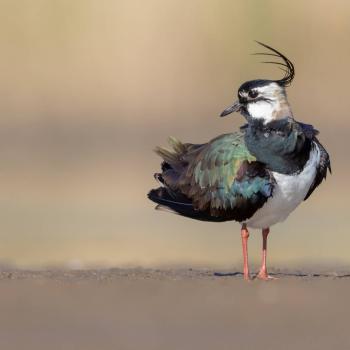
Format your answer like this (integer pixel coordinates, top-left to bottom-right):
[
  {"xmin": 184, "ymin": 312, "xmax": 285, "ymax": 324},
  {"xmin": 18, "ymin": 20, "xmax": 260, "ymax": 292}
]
[{"xmin": 0, "ymin": 0, "xmax": 348, "ymax": 268}]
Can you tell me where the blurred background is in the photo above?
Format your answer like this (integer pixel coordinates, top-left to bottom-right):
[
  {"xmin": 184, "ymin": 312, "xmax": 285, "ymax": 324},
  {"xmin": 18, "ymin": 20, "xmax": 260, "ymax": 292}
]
[{"xmin": 0, "ymin": 0, "xmax": 348, "ymax": 268}]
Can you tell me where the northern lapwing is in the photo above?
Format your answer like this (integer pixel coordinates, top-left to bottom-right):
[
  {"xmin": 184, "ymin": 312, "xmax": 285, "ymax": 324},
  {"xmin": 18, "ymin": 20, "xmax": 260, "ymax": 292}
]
[{"xmin": 148, "ymin": 42, "xmax": 331, "ymax": 280}]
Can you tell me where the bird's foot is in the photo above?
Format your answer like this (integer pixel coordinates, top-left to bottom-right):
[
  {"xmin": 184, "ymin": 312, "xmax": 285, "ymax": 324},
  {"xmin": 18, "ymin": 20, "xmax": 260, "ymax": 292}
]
[
  {"xmin": 243, "ymin": 274, "xmax": 252, "ymax": 281},
  {"xmin": 256, "ymin": 270, "xmax": 278, "ymax": 281}
]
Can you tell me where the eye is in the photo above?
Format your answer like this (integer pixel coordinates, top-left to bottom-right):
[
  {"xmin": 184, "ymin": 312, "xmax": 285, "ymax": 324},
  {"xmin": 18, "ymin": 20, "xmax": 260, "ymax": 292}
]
[{"xmin": 248, "ymin": 90, "xmax": 258, "ymax": 99}]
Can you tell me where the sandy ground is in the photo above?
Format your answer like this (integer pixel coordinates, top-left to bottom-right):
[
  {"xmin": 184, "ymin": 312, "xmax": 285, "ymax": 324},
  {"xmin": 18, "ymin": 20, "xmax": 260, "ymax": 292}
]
[{"xmin": 0, "ymin": 268, "xmax": 349, "ymax": 350}]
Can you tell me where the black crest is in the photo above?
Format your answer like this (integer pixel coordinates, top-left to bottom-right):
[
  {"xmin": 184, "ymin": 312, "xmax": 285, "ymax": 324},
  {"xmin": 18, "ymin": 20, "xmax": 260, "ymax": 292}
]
[{"xmin": 254, "ymin": 41, "xmax": 295, "ymax": 87}]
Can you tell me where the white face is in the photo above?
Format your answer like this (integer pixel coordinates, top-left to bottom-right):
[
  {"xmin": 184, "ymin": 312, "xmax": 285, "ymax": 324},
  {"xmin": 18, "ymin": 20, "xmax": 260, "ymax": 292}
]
[{"xmin": 241, "ymin": 82, "xmax": 291, "ymax": 124}]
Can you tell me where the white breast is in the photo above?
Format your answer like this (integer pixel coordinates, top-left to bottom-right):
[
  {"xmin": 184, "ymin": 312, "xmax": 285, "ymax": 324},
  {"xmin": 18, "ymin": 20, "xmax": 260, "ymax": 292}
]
[{"xmin": 246, "ymin": 144, "xmax": 320, "ymax": 229}]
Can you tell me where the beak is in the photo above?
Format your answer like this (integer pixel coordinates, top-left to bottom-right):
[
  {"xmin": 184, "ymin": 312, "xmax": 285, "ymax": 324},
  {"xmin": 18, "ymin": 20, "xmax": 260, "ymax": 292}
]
[{"xmin": 220, "ymin": 100, "xmax": 241, "ymax": 117}]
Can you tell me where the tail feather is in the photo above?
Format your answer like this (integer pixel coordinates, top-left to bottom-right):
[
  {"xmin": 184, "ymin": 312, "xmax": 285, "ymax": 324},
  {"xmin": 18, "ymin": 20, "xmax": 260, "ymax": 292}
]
[
  {"xmin": 154, "ymin": 146, "xmax": 178, "ymax": 164},
  {"xmin": 154, "ymin": 136, "xmax": 187, "ymax": 164},
  {"xmin": 167, "ymin": 136, "xmax": 187, "ymax": 154},
  {"xmin": 153, "ymin": 172, "xmax": 165, "ymax": 184},
  {"xmin": 147, "ymin": 187, "xmax": 226, "ymax": 222},
  {"xmin": 149, "ymin": 136, "xmax": 227, "ymax": 221}
]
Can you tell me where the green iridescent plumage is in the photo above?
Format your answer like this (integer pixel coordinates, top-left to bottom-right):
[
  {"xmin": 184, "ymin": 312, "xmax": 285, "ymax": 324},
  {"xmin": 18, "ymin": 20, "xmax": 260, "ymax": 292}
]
[{"xmin": 151, "ymin": 132, "xmax": 274, "ymax": 222}]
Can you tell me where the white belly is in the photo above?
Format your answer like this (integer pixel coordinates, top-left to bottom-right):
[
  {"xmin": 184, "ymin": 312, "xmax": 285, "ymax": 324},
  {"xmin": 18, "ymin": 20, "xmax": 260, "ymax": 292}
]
[{"xmin": 246, "ymin": 145, "xmax": 320, "ymax": 229}]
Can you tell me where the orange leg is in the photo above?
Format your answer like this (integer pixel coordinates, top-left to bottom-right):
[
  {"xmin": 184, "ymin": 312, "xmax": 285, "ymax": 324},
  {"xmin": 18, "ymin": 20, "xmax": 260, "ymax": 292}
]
[
  {"xmin": 241, "ymin": 224, "xmax": 250, "ymax": 280},
  {"xmin": 257, "ymin": 228, "xmax": 274, "ymax": 280}
]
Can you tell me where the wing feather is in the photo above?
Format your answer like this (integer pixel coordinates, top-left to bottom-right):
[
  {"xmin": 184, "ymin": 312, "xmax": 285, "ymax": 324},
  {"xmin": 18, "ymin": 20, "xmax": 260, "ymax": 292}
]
[{"xmin": 149, "ymin": 132, "xmax": 275, "ymax": 222}]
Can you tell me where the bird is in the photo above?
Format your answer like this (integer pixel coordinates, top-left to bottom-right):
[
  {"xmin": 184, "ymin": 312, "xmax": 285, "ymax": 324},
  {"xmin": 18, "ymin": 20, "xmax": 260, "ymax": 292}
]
[{"xmin": 147, "ymin": 42, "xmax": 331, "ymax": 280}]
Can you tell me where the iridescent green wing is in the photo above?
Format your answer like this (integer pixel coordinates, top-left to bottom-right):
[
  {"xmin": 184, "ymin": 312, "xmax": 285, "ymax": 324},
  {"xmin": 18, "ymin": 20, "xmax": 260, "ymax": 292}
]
[{"xmin": 178, "ymin": 132, "xmax": 274, "ymax": 221}]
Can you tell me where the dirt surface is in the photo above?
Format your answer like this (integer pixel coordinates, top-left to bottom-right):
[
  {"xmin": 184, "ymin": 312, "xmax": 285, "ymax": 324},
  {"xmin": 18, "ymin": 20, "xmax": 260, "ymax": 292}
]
[{"xmin": 0, "ymin": 268, "xmax": 349, "ymax": 350}]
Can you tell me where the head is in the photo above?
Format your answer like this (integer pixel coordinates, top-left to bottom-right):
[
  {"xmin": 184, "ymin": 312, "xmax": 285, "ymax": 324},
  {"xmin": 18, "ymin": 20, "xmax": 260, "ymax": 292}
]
[{"xmin": 221, "ymin": 42, "xmax": 295, "ymax": 124}]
